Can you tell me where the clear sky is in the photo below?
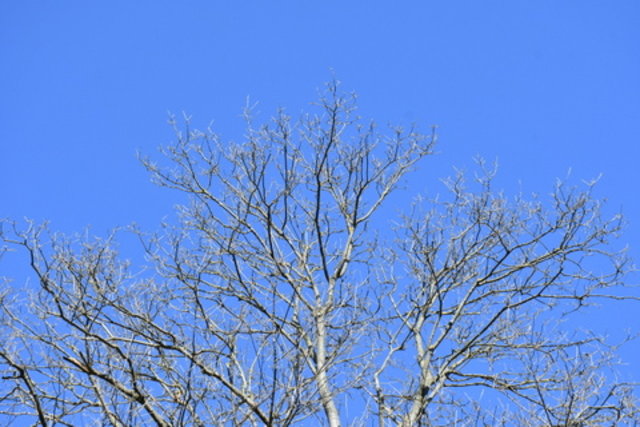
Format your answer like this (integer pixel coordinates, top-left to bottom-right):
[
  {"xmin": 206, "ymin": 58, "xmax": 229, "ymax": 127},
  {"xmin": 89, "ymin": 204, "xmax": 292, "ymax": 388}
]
[{"xmin": 1, "ymin": 0, "xmax": 639, "ymax": 402}]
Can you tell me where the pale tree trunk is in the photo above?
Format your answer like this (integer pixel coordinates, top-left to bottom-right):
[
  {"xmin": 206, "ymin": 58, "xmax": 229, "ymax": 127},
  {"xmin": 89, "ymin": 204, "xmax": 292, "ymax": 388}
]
[{"xmin": 316, "ymin": 315, "xmax": 341, "ymax": 427}]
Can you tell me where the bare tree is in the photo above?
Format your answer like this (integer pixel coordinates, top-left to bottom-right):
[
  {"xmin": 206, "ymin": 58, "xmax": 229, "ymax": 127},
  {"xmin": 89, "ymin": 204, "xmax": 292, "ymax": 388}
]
[{"xmin": 1, "ymin": 81, "xmax": 637, "ymax": 426}]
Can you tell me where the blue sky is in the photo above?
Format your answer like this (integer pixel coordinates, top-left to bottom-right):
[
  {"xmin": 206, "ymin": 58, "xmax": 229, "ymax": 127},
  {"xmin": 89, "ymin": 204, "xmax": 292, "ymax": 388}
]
[{"xmin": 1, "ymin": 0, "xmax": 639, "ymax": 398}]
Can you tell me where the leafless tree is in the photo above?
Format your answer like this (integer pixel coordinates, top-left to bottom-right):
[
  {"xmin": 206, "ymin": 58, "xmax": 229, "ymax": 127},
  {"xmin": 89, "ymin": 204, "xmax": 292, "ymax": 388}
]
[{"xmin": 1, "ymin": 81, "xmax": 638, "ymax": 426}]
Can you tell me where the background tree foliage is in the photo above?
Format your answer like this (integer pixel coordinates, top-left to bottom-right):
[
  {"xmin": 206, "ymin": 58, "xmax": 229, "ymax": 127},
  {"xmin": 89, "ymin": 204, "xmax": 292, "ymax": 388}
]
[{"xmin": 1, "ymin": 82, "xmax": 637, "ymax": 426}]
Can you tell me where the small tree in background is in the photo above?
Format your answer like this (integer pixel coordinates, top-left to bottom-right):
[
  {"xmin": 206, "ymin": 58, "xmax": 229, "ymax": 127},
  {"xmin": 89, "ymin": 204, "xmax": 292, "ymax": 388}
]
[{"xmin": 1, "ymin": 81, "xmax": 637, "ymax": 426}]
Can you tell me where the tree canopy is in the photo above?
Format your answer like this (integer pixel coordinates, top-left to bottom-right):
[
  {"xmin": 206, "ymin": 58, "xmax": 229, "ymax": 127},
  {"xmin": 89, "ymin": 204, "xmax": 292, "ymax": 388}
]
[{"xmin": 1, "ymin": 82, "xmax": 637, "ymax": 426}]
